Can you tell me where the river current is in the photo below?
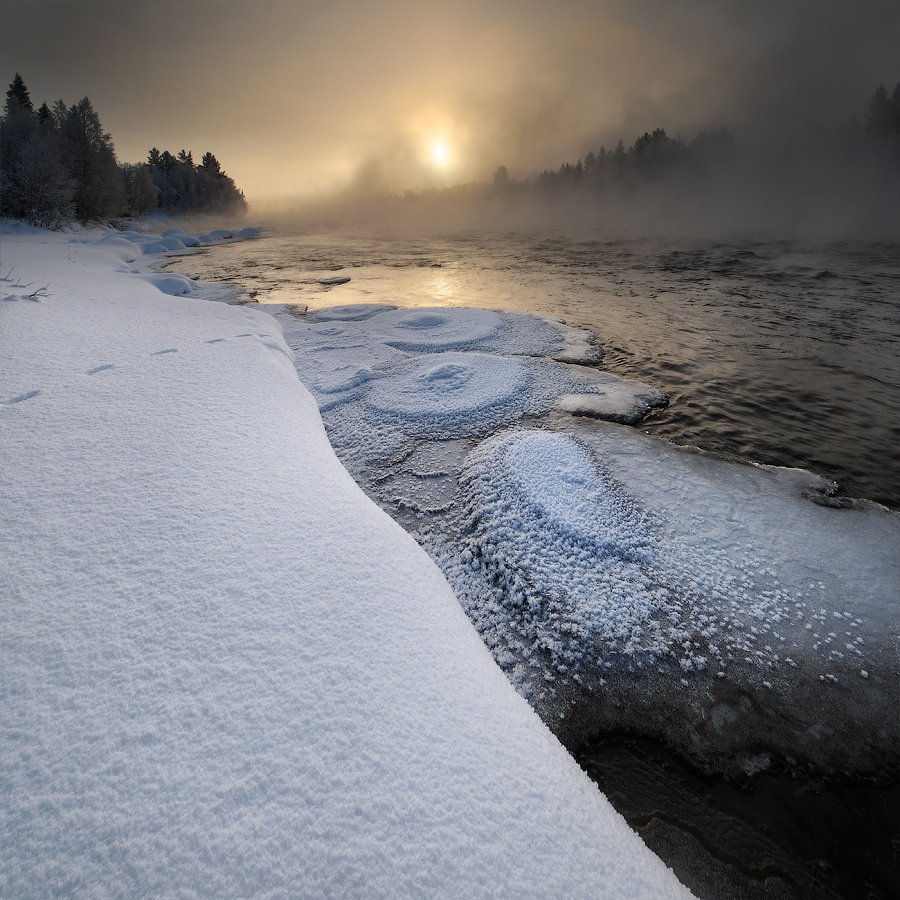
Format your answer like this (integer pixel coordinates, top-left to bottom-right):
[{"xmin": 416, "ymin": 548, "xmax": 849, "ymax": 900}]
[{"xmin": 174, "ymin": 229, "xmax": 900, "ymax": 509}]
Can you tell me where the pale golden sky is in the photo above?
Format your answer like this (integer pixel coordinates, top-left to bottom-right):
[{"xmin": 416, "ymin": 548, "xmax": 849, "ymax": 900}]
[{"xmin": 3, "ymin": 0, "xmax": 898, "ymax": 204}]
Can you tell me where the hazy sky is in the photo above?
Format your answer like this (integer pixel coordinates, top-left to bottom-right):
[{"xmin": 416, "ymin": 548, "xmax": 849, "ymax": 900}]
[{"xmin": 2, "ymin": 0, "xmax": 898, "ymax": 204}]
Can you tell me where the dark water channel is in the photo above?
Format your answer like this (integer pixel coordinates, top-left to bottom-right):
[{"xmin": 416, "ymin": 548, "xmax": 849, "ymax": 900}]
[{"xmin": 575, "ymin": 735, "xmax": 899, "ymax": 899}]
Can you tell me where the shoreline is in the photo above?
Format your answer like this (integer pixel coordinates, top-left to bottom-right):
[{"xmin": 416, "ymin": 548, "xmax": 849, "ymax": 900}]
[
  {"xmin": 0, "ymin": 222, "xmax": 692, "ymax": 896},
  {"xmin": 3, "ymin": 220, "xmax": 896, "ymax": 889}
]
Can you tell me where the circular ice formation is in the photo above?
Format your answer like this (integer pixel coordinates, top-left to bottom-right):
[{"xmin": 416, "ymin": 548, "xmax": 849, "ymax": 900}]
[
  {"xmin": 397, "ymin": 311, "xmax": 448, "ymax": 328},
  {"xmin": 377, "ymin": 307, "xmax": 501, "ymax": 351},
  {"xmin": 449, "ymin": 428, "xmax": 664, "ymax": 671},
  {"xmin": 311, "ymin": 304, "xmax": 397, "ymax": 322},
  {"xmin": 502, "ymin": 431, "xmax": 652, "ymax": 559},
  {"xmin": 366, "ymin": 352, "xmax": 529, "ymax": 424}
]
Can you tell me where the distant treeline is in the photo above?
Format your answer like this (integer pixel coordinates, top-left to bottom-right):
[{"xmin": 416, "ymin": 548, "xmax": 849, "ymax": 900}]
[
  {"xmin": 0, "ymin": 74, "xmax": 247, "ymax": 227},
  {"xmin": 491, "ymin": 83, "xmax": 899, "ymax": 194},
  {"xmin": 526, "ymin": 127, "xmax": 737, "ymax": 190}
]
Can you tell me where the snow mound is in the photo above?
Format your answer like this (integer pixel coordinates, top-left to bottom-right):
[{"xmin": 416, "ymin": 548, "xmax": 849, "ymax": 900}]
[
  {"xmin": 93, "ymin": 237, "xmax": 140, "ymax": 264},
  {"xmin": 139, "ymin": 241, "xmax": 169, "ymax": 254},
  {"xmin": 141, "ymin": 273, "xmax": 196, "ymax": 296},
  {"xmin": 441, "ymin": 430, "xmax": 666, "ymax": 673},
  {"xmin": 125, "ymin": 226, "xmax": 258, "ymax": 256},
  {"xmin": 503, "ymin": 431, "xmax": 654, "ymax": 558}
]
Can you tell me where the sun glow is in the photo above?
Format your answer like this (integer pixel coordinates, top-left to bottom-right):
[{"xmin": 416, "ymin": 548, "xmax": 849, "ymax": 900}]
[{"xmin": 429, "ymin": 138, "xmax": 451, "ymax": 169}]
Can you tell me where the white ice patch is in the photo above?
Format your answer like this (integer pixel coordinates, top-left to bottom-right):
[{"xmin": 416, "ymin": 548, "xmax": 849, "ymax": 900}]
[
  {"xmin": 310, "ymin": 303, "xmax": 397, "ymax": 322},
  {"xmin": 556, "ymin": 366, "xmax": 667, "ymax": 424},
  {"xmin": 367, "ymin": 353, "xmax": 530, "ymax": 425},
  {"xmin": 378, "ymin": 307, "xmax": 502, "ymax": 351}
]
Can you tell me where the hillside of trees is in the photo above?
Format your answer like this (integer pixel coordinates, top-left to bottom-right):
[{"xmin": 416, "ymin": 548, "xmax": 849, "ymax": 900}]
[{"xmin": 0, "ymin": 74, "xmax": 246, "ymax": 227}]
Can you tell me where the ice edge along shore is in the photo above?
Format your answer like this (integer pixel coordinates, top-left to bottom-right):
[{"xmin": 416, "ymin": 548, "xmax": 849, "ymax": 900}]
[{"xmin": 0, "ymin": 223, "xmax": 691, "ymax": 897}]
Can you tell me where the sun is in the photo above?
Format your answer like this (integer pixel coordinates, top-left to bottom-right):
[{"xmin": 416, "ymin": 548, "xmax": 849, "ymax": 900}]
[{"xmin": 429, "ymin": 138, "xmax": 451, "ymax": 169}]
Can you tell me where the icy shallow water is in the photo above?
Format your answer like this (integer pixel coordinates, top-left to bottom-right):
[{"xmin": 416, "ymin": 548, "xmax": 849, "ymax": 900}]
[{"xmin": 172, "ymin": 228, "xmax": 900, "ymax": 508}]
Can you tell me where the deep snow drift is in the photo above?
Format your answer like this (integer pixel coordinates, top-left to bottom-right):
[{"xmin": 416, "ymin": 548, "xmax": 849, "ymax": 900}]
[
  {"xmin": 270, "ymin": 300, "xmax": 900, "ymax": 779},
  {"xmin": 0, "ymin": 225, "xmax": 689, "ymax": 897}
]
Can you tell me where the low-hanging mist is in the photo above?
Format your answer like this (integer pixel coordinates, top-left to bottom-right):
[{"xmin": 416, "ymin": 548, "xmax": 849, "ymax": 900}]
[{"xmin": 2, "ymin": 0, "xmax": 898, "ymax": 206}]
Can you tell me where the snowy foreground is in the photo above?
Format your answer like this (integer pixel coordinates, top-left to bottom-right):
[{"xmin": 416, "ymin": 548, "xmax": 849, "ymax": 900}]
[{"xmin": 0, "ymin": 225, "xmax": 690, "ymax": 895}]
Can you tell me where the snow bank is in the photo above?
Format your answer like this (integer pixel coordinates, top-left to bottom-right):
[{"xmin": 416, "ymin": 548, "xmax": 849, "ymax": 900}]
[
  {"xmin": 100, "ymin": 222, "xmax": 260, "ymax": 261},
  {"xmin": 0, "ymin": 227, "xmax": 689, "ymax": 897}
]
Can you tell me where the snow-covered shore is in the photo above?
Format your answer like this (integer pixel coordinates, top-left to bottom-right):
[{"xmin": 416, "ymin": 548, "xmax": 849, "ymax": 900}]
[{"xmin": 0, "ymin": 225, "xmax": 689, "ymax": 896}]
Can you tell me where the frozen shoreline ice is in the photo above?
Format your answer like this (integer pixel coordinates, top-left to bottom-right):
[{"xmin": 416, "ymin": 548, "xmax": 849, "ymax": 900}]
[{"xmin": 274, "ymin": 299, "xmax": 899, "ymax": 779}]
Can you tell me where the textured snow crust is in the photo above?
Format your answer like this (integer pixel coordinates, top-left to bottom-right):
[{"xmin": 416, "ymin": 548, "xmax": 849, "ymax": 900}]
[
  {"xmin": 0, "ymin": 228, "xmax": 689, "ymax": 897},
  {"xmin": 449, "ymin": 431, "xmax": 664, "ymax": 669}
]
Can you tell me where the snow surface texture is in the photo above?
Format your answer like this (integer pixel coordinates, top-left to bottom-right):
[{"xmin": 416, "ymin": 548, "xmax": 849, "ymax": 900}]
[
  {"xmin": 0, "ymin": 227, "xmax": 689, "ymax": 896},
  {"xmin": 273, "ymin": 301, "xmax": 899, "ymax": 778}
]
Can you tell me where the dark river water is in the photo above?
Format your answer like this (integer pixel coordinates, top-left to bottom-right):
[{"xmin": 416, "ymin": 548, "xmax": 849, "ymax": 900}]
[
  {"xmin": 171, "ymin": 229, "xmax": 900, "ymax": 898},
  {"xmin": 176, "ymin": 229, "xmax": 900, "ymax": 509}
]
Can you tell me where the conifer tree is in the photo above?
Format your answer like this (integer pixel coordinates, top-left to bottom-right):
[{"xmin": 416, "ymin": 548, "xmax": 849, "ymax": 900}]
[
  {"xmin": 61, "ymin": 97, "xmax": 124, "ymax": 220},
  {"xmin": 5, "ymin": 73, "xmax": 33, "ymax": 113},
  {"xmin": 866, "ymin": 85, "xmax": 893, "ymax": 136}
]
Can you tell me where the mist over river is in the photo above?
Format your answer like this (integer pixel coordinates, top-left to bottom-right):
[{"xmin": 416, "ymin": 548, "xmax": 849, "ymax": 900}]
[{"xmin": 175, "ymin": 229, "xmax": 900, "ymax": 509}]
